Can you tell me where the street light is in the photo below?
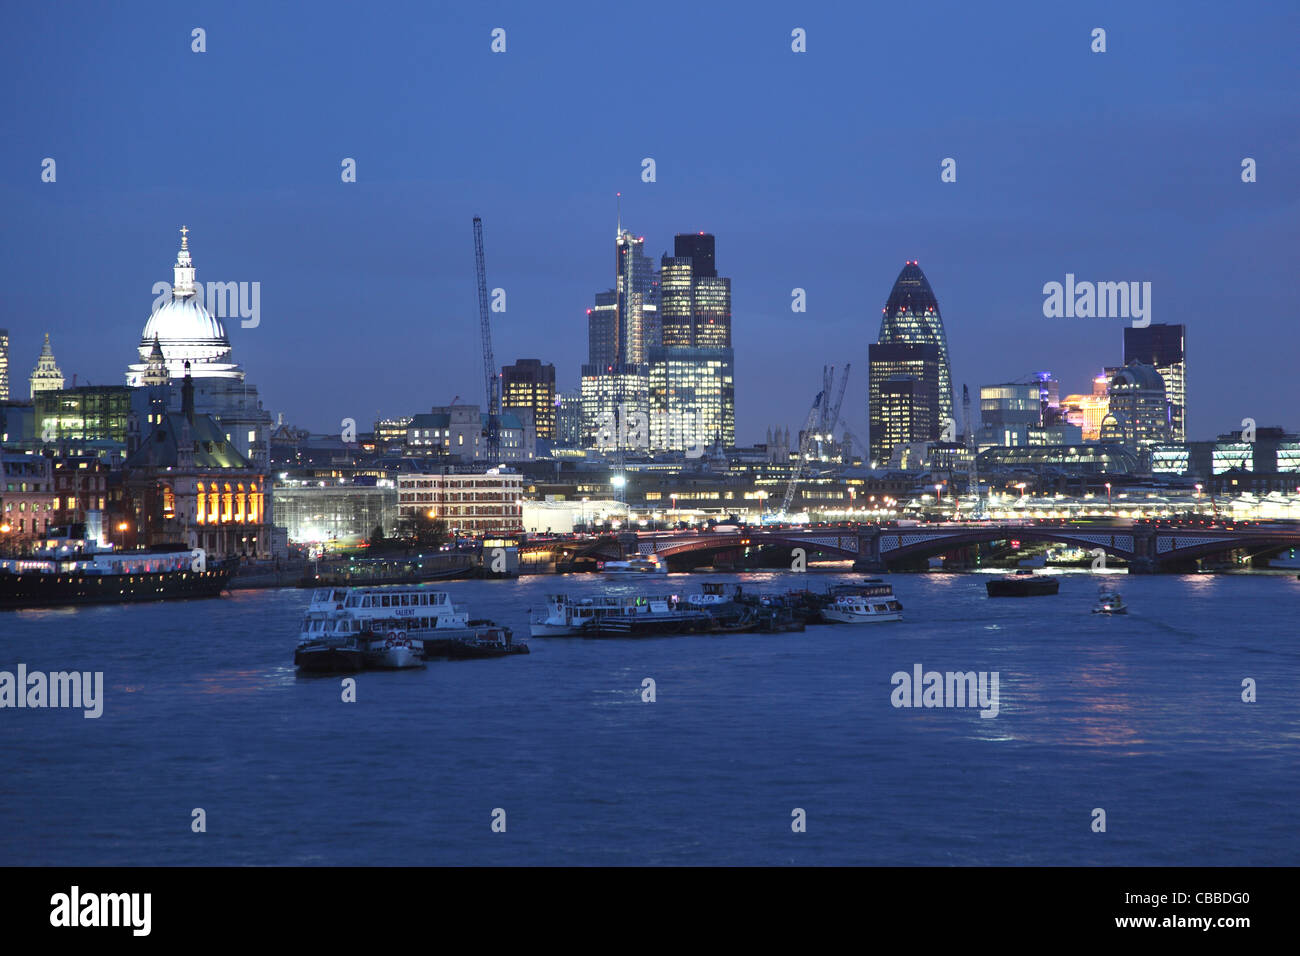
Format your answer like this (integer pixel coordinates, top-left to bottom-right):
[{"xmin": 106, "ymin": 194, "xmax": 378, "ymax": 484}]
[{"xmin": 1105, "ymin": 482, "xmax": 1112, "ymax": 508}]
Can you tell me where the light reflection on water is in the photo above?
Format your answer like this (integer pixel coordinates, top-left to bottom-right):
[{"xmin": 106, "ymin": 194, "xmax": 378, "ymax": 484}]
[{"xmin": 1, "ymin": 568, "xmax": 1296, "ymax": 865}]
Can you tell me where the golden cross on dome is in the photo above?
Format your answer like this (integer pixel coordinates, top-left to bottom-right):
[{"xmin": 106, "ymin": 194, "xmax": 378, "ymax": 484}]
[{"xmin": 179, "ymin": 224, "xmax": 189, "ymax": 248}]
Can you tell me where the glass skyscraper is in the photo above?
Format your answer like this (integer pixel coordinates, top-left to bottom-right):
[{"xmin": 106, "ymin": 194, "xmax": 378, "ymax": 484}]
[
  {"xmin": 868, "ymin": 341, "xmax": 940, "ymax": 465},
  {"xmin": 651, "ymin": 233, "xmax": 734, "ymax": 451},
  {"xmin": 876, "ymin": 261, "xmax": 954, "ymax": 427}
]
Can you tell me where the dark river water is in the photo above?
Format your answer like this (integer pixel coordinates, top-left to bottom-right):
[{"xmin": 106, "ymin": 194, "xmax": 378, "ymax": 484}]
[{"xmin": 2, "ymin": 569, "xmax": 1297, "ymax": 865}]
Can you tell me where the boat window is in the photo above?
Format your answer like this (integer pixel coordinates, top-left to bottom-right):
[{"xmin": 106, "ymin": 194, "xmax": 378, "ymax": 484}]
[
  {"xmin": 400, "ymin": 595, "xmax": 410, "ymax": 607},
  {"xmin": 382, "ymin": 595, "xmax": 390, "ymax": 607}
]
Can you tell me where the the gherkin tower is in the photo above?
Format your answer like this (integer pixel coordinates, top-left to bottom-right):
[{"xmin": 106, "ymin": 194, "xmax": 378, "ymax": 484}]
[{"xmin": 877, "ymin": 261, "xmax": 954, "ymax": 426}]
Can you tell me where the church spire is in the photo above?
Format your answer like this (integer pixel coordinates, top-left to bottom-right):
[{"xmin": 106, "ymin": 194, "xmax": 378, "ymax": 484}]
[{"xmin": 173, "ymin": 225, "xmax": 196, "ymax": 297}]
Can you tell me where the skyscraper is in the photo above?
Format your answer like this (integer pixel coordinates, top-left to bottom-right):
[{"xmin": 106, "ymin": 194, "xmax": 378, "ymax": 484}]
[
  {"xmin": 501, "ymin": 359, "xmax": 556, "ymax": 439},
  {"xmin": 581, "ymin": 220, "xmax": 659, "ymax": 449},
  {"xmin": 877, "ymin": 376, "xmax": 934, "ymax": 466},
  {"xmin": 0, "ymin": 328, "xmax": 9, "ymax": 401},
  {"xmin": 876, "ymin": 261, "xmax": 954, "ymax": 426},
  {"xmin": 649, "ymin": 233, "xmax": 734, "ymax": 451},
  {"xmin": 868, "ymin": 341, "xmax": 940, "ymax": 464},
  {"xmin": 1124, "ymin": 324, "xmax": 1185, "ymax": 441}
]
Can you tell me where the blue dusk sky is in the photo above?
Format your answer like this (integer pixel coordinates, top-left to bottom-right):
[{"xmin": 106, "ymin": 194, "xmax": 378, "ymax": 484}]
[{"xmin": 1, "ymin": 0, "xmax": 1296, "ymax": 441}]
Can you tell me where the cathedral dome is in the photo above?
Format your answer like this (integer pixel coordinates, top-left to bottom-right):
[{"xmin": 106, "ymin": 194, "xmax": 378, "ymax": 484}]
[
  {"xmin": 127, "ymin": 227, "xmax": 243, "ymax": 385},
  {"xmin": 141, "ymin": 294, "xmax": 230, "ymax": 355}
]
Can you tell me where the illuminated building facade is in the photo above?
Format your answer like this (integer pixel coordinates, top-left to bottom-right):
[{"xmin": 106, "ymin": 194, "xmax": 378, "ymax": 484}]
[
  {"xmin": 272, "ymin": 480, "xmax": 398, "ymax": 544},
  {"xmin": 876, "ymin": 261, "xmax": 954, "ymax": 425},
  {"xmin": 1060, "ymin": 374, "xmax": 1110, "ymax": 441},
  {"xmin": 868, "ymin": 342, "xmax": 940, "ymax": 465},
  {"xmin": 648, "ymin": 347, "xmax": 734, "ymax": 451},
  {"xmin": 1124, "ymin": 323, "xmax": 1186, "ymax": 441},
  {"xmin": 123, "ymin": 368, "xmax": 269, "ymax": 557},
  {"xmin": 35, "ymin": 386, "xmax": 131, "ymax": 445},
  {"xmin": 651, "ymin": 233, "xmax": 734, "ymax": 452},
  {"xmin": 876, "ymin": 375, "xmax": 934, "ymax": 466},
  {"xmin": 1100, "ymin": 362, "xmax": 1170, "ymax": 449},
  {"xmin": 0, "ymin": 452, "xmax": 57, "ymax": 542},
  {"xmin": 396, "ymin": 470, "xmax": 523, "ymax": 532},
  {"xmin": 0, "ymin": 328, "xmax": 8, "ymax": 401},
  {"xmin": 501, "ymin": 359, "xmax": 556, "ymax": 439},
  {"xmin": 29, "ymin": 333, "xmax": 64, "ymax": 397}
]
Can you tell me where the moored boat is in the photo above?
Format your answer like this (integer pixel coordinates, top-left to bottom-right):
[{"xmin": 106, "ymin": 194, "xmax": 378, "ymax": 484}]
[
  {"xmin": 820, "ymin": 579, "xmax": 903, "ymax": 623},
  {"xmin": 530, "ymin": 593, "xmax": 713, "ymax": 637},
  {"xmin": 444, "ymin": 626, "xmax": 530, "ymax": 659},
  {"xmin": 0, "ymin": 523, "xmax": 233, "ymax": 611},
  {"xmin": 986, "ymin": 569, "xmax": 1059, "ymax": 597},
  {"xmin": 295, "ymin": 583, "xmax": 506, "ymax": 668}
]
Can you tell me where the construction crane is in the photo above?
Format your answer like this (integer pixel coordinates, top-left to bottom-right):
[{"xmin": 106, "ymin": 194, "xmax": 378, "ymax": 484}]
[
  {"xmin": 472, "ymin": 217, "xmax": 500, "ymax": 459},
  {"xmin": 781, "ymin": 390, "xmax": 825, "ymax": 516},
  {"xmin": 824, "ymin": 363, "xmax": 850, "ymax": 454}
]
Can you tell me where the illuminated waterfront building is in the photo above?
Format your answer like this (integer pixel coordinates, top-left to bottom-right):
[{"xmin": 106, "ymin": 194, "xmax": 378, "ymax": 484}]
[
  {"xmin": 396, "ymin": 469, "xmax": 523, "ymax": 532},
  {"xmin": 123, "ymin": 365, "xmax": 269, "ymax": 558}
]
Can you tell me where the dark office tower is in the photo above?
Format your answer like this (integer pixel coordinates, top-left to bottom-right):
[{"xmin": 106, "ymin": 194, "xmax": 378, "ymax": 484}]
[
  {"xmin": 877, "ymin": 261, "xmax": 954, "ymax": 427},
  {"xmin": 876, "ymin": 376, "xmax": 934, "ymax": 467},
  {"xmin": 659, "ymin": 234, "xmax": 731, "ymax": 348},
  {"xmin": 674, "ymin": 232, "xmax": 716, "ymax": 278},
  {"xmin": 587, "ymin": 290, "xmax": 617, "ymax": 367},
  {"xmin": 501, "ymin": 359, "xmax": 556, "ymax": 439},
  {"xmin": 868, "ymin": 341, "xmax": 941, "ymax": 465},
  {"xmin": 1124, "ymin": 324, "xmax": 1185, "ymax": 441}
]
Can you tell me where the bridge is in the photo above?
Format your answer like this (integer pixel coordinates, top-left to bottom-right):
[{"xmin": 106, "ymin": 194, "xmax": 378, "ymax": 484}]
[{"xmin": 518, "ymin": 521, "xmax": 1300, "ymax": 573}]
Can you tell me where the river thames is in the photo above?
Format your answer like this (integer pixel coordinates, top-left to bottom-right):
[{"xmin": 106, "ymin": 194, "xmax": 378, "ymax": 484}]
[{"xmin": 2, "ymin": 569, "xmax": 1297, "ymax": 865}]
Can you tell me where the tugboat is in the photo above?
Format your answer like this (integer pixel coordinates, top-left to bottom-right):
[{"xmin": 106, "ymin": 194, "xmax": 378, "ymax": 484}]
[
  {"xmin": 820, "ymin": 579, "xmax": 904, "ymax": 623},
  {"xmin": 1092, "ymin": 587, "xmax": 1128, "ymax": 614},
  {"xmin": 986, "ymin": 568, "xmax": 1060, "ymax": 597},
  {"xmin": 0, "ymin": 518, "xmax": 234, "ymax": 611}
]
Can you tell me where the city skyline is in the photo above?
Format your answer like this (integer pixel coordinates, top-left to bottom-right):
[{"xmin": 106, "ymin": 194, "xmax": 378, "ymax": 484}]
[{"xmin": 2, "ymin": 2, "xmax": 1296, "ymax": 442}]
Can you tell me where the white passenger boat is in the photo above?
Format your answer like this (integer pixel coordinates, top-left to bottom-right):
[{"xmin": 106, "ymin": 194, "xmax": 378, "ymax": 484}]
[
  {"xmin": 820, "ymin": 579, "xmax": 903, "ymax": 624},
  {"xmin": 529, "ymin": 593, "xmax": 712, "ymax": 637},
  {"xmin": 296, "ymin": 585, "xmax": 496, "ymax": 667}
]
